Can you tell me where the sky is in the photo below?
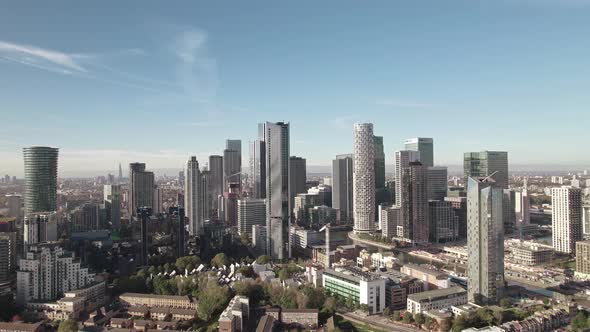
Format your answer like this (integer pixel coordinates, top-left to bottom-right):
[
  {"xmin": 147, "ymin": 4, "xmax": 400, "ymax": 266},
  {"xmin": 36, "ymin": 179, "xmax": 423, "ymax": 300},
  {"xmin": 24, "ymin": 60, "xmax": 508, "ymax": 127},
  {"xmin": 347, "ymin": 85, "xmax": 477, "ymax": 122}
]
[{"xmin": 1, "ymin": 1, "xmax": 590, "ymax": 176}]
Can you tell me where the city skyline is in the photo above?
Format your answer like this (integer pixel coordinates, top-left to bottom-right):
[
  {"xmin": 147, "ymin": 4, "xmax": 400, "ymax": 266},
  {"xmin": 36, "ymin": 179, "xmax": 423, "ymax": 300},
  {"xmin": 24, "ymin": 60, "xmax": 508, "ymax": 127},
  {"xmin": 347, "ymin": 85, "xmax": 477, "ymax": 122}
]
[{"xmin": 2, "ymin": 1, "xmax": 590, "ymax": 175}]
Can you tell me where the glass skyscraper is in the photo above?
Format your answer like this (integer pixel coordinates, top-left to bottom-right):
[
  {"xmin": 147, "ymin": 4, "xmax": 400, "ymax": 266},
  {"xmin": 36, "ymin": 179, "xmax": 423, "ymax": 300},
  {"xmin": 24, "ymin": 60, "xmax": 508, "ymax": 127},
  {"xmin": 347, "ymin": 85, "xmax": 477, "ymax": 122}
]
[
  {"xmin": 23, "ymin": 146, "xmax": 58, "ymax": 215},
  {"xmin": 404, "ymin": 138, "xmax": 434, "ymax": 167}
]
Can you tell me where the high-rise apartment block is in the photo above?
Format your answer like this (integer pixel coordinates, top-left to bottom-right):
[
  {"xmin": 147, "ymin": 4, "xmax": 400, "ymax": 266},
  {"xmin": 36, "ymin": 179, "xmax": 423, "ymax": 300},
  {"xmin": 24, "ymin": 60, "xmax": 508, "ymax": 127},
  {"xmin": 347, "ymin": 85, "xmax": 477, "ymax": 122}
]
[
  {"xmin": 23, "ymin": 212, "xmax": 57, "ymax": 251},
  {"xmin": 208, "ymin": 155, "xmax": 224, "ymax": 212},
  {"xmin": 265, "ymin": 122, "xmax": 290, "ymax": 260},
  {"xmin": 128, "ymin": 163, "xmax": 155, "ymax": 217},
  {"xmin": 404, "ymin": 138, "xmax": 433, "ymax": 167},
  {"xmin": 551, "ymin": 186, "xmax": 582, "ymax": 254},
  {"xmin": 427, "ymin": 166, "xmax": 448, "ymax": 201},
  {"xmin": 399, "ymin": 162, "xmax": 429, "ymax": 244},
  {"xmin": 237, "ymin": 199, "xmax": 266, "ymax": 240},
  {"xmin": 394, "ymin": 150, "xmax": 421, "ymax": 206},
  {"xmin": 467, "ymin": 176, "xmax": 504, "ymax": 305},
  {"xmin": 332, "ymin": 154, "xmax": 353, "ymax": 223},
  {"xmin": 185, "ymin": 156, "xmax": 202, "ymax": 235},
  {"xmin": 374, "ymin": 136, "xmax": 385, "ymax": 189},
  {"xmin": 104, "ymin": 184, "xmax": 121, "ymax": 230},
  {"xmin": 249, "ymin": 140, "xmax": 266, "ymax": 199},
  {"xmin": 289, "ymin": 156, "xmax": 307, "ymax": 209},
  {"xmin": 17, "ymin": 243, "xmax": 94, "ymax": 305},
  {"xmin": 223, "ymin": 149, "xmax": 241, "ymax": 192},
  {"xmin": 23, "ymin": 147, "xmax": 58, "ymax": 214},
  {"xmin": 353, "ymin": 123, "xmax": 375, "ymax": 233}
]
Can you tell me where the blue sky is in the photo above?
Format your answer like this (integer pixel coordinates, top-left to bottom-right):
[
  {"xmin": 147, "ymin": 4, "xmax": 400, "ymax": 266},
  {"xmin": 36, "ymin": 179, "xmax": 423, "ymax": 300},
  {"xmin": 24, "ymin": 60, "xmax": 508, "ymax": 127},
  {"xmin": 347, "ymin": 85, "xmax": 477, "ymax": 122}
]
[{"xmin": 1, "ymin": 1, "xmax": 590, "ymax": 175}]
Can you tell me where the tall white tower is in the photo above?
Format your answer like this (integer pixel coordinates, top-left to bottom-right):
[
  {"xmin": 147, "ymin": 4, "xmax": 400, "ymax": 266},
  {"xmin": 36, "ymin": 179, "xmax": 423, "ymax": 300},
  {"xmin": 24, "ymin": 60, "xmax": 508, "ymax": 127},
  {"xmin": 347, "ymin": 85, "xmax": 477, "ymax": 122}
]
[
  {"xmin": 185, "ymin": 156, "xmax": 202, "ymax": 235},
  {"xmin": 552, "ymin": 186, "xmax": 582, "ymax": 254},
  {"xmin": 353, "ymin": 123, "xmax": 375, "ymax": 233}
]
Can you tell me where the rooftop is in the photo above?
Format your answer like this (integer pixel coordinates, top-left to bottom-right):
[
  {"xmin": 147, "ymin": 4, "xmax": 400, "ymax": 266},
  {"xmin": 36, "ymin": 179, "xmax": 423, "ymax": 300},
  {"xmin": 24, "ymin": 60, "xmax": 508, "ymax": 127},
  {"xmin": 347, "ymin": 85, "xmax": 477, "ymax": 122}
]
[
  {"xmin": 0, "ymin": 322, "xmax": 43, "ymax": 332},
  {"xmin": 403, "ymin": 264, "xmax": 448, "ymax": 279},
  {"xmin": 119, "ymin": 293, "xmax": 193, "ymax": 302},
  {"xmin": 407, "ymin": 286, "xmax": 466, "ymax": 302},
  {"xmin": 325, "ymin": 266, "xmax": 381, "ymax": 283}
]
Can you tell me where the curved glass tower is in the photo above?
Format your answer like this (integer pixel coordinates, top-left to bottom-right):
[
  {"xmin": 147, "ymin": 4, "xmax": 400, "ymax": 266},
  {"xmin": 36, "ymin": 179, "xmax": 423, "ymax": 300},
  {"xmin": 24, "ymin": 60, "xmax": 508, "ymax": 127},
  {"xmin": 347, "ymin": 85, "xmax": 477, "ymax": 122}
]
[
  {"xmin": 353, "ymin": 123, "xmax": 375, "ymax": 233},
  {"xmin": 23, "ymin": 146, "xmax": 58, "ymax": 214}
]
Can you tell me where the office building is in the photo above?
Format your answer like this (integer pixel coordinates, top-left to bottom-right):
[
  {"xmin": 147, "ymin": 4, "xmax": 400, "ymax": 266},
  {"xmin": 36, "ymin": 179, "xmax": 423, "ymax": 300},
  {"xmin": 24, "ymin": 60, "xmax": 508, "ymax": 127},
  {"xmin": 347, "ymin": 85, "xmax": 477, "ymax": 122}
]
[
  {"xmin": 445, "ymin": 196, "xmax": 467, "ymax": 239},
  {"xmin": 511, "ymin": 242, "xmax": 553, "ymax": 266},
  {"xmin": 503, "ymin": 189, "xmax": 517, "ymax": 234},
  {"xmin": 23, "ymin": 147, "xmax": 58, "ymax": 214},
  {"xmin": 223, "ymin": 192, "xmax": 238, "ymax": 226},
  {"xmin": 551, "ymin": 187, "xmax": 583, "ymax": 254},
  {"xmin": 514, "ymin": 181, "xmax": 530, "ymax": 226},
  {"xmin": 394, "ymin": 150, "xmax": 421, "ymax": 206},
  {"xmin": 17, "ymin": 243, "xmax": 94, "ymax": 305},
  {"xmin": 153, "ymin": 185, "xmax": 163, "ymax": 215},
  {"xmin": 70, "ymin": 203, "xmax": 100, "ymax": 232},
  {"xmin": 427, "ymin": 166, "xmax": 448, "ymax": 201},
  {"xmin": 136, "ymin": 207, "xmax": 151, "ymax": 267},
  {"xmin": 249, "ymin": 140, "xmax": 266, "ymax": 199},
  {"xmin": 322, "ymin": 266, "xmax": 386, "ymax": 314},
  {"xmin": 332, "ymin": 154, "xmax": 353, "ymax": 223},
  {"xmin": 226, "ymin": 139, "xmax": 242, "ymax": 160},
  {"xmin": 128, "ymin": 163, "xmax": 155, "ymax": 217},
  {"xmin": 168, "ymin": 207, "xmax": 185, "ymax": 258},
  {"xmin": 467, "ymin": 176, "xmax": 504, "ymax": 305},
  {"xmin": 404, "ymin": 138, "xmax": 434, "ymax": 168},
  {"xmin": 406, "ymin": 287, "xmax": 467, "ymax": 314},
  {"xmin": 401, "ymin": 264, "xmax": 449, "ymax": 290},
  {"xmin": 464, "ymin": 151, "xmax": 509, "ymax": 188},
  {"xmin": 208, "ymin": 155, "xmax": 224, "ymax": 212},
  {"xmin": 185, "ymin": 156, "xmax": 202, "ymax": 235},
  {"xmin": 353, "ymin": 123, "xmax": 375, "ymax": 233},
  {"xmin": 104, "ymin": 185, "xmax": 121, "ymax": 230},
  {"xmin": 237, "ymin": 199, "xmax": 266, "ymax": 240},
  {"xmin": 6, "ymin": 194, "xmax": 22, "ymax": 221},
  {"xmin": 23, "ymin": 212, "xmax": 57, "ymax": 251},
  {"xmin": 399, "ymin": 162, "xmax": 429, "ymax": 244},
  {"xmin": 264, "ymin": 122, "xmax": 291, "ymax": 260},
  {"xmin": 374, "ymin": 136, "xmax": 385, "ymax": 189},
  {"xmin": 575, "ymin": 241, "xmax": 590, "ymax": 278},
  {"xmin": 289, "ymin": 156, "xmax": 307, "ymax": 211},
  {"xmin": 223, "ymin": 149, "xmax": 241, "ymax": 192},
  {"xmin": 200, "ymin": 170, "xmax": 211, "ymax": 220},
  {"xmin": 429, "ymin": 200, "xmax": 459, "ymax": 243},
  {"xmin": 380, "ymin": 206, "xmax": 401, "ymax": 240},
  {"xmin": 252, "ymin": 225, "xmax": 267, "ymax": 256}
]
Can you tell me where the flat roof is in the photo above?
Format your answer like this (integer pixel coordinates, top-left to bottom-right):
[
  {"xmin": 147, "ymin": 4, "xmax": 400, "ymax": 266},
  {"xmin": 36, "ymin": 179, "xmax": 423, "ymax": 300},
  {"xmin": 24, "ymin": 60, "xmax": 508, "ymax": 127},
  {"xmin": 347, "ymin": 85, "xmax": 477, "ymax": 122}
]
[
  {"xmin": 0, "ymin": 322, "xmax": 42, "ymax": 332},
  {"xmin": 120, "ymin": 293, "xmax": 193, "ymax": 302},
  {"xmin": 403, "ymin": 264, "xmax": 448, "ymax": 279},
  {"xmin": 407, "ymin": 286, "xmax": 466, "ymax": 302}
]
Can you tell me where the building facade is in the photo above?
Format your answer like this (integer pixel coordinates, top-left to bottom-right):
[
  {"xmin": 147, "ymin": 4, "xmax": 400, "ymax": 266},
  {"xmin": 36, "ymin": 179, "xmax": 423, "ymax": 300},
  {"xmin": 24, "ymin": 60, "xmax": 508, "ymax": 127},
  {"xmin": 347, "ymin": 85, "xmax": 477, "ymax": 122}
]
[
  {"xmin": 353, "ymin": 123, "xmax": 375, "ymax": 233},
  {"xmin": 23, "ymin": 147, "xmax": 58, "ymax": 215},
  {"xmin": 404, "ymin": 138, "xmax": 434, "ymax": 168},
  {"xmin": 104, "ymin": 184, "xmax": 121, "ymax": 230},
  {"xmin": 464, "ymin": 151, "xmax": 509, "ymax": 189},
  {"xmin": 551, "ymin": 186, "xmax": 582, "ymax": 254},
  {"xmin": 185, "ymin": 156, "xmax": 203, "ymax": 235},
  {"xmin": 332, "ymin": 154, "xmax": 353, "ymax": 223},
  {"xmin": 427, "ymin": 166, "xmax": 448, "ymax": 201},
  {"xmin": 237, "ymin": 199, "xmax": 266, "ymax": 240},
  {"xmin": 128, "ymin": 163, "xmax": 155, "ymax": 217}
]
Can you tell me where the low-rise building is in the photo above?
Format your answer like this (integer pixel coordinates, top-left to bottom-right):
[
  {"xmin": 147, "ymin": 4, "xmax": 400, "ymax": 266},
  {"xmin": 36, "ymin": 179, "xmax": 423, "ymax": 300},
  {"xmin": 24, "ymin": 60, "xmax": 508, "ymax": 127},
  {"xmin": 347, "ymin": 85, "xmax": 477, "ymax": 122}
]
[
  {"xmin": 510, "ymin": 242, "xmax": 553, "ymax": 266},
  {"xmin": 406, "ymin": 286, "xmax": 467, "ymax": 314},
  {"xmin": 281, "ymin": 309, "xmax": 318, "ymax": 328},
  {"xmin": 26, "ymin": 282, "xmax": 106, "ymax": 320},
  {"xmin": 218, "ymin": 295, "xmax": 249, "ymax": 332},
  {"xmin": 401, "ymin": 264, "xmax": 449, "ymax": 290},
  {"xmin": 119, "ymin": 293, "xmax": 197, "ymax": 309},
  {"xmin": 323, "ymin": 266, "xmax": 386, "ymax": 314},
  {"xmin": 451, "ymin": 303, "xmax": 481, "ymax": 317},
  {"xmin": 0, "ymin": 322, "xmax": 45, "ymax": 332}
]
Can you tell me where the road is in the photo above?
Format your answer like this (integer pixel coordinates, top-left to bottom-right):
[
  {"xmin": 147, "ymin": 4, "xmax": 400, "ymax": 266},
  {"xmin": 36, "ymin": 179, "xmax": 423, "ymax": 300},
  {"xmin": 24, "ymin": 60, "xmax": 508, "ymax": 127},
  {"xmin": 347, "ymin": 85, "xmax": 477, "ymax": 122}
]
[{"xmin": 339, "ymin": 311, "xmax": 422, "ymax": 332}]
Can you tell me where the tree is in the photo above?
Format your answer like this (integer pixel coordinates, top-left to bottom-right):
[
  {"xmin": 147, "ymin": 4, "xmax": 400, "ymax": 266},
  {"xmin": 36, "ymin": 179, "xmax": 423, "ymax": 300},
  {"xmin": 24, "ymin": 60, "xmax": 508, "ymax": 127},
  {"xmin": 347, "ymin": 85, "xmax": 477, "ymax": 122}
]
[
  {"xmin": 211, "ymin": 253, "xmax": 230, "ymax": 268},
  {"xmin": 323, "ymin": 297, "xmax": 337, "ymax": 314},
  {"xmin": 439, "ymin": 318, "xmax": 452, "ymax": 332},
  {"xmin": 197, "ymin": 280, "xmax": 231, "ymax": 321},
  {"xmin": 542, "ymin": 298, "xmax": 550, "ymax": 306},
  {"xmin": 383, "ymin": 307, "xmax": 391, "ymax": 319},
  {"xmin": 58, "ymin": 320, "xmax": 78, "ymax": 332},
  {"xmin": 257, "ymin": 255, "xmax": 270, "ymax": 264},
  {"xmin": 499, "ymin": 297, "xmax": 511, "ymax": 308},
  {"xmin": 402, "ymin": 312, "xmax": 414, "ymax": 324},
  {"xmin": 359, "ymin": 304, "xmax": 370, "ymax": 313},
  {"xmin": 176, "ymin": 256, "xmax": 202, "ymax": 272},
  {"xmin": 393, "ymin": 310, "xmax": 402, "ymax": 321},
  {"xmin": 572, "ymin": 311, "xmax": 588, "ymax": 331},
  {"xmin": 415, "ymin": 313, "xmax": 426, "ymax": 326}
]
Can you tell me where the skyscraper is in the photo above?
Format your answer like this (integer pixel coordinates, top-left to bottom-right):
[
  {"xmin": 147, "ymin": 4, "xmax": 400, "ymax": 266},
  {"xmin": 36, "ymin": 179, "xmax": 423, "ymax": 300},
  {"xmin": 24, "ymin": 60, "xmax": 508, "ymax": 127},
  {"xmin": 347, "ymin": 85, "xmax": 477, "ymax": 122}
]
[
  {"xmin": 464, "ymin": 151, "xmax": 509, "ymax": 189},
  {"xmin": 6, "ymin": 194, "xmax": 22, "ymax": 222},
  {"xmin": 118, "ymin": 163, "xmax": 123, "ymax": 183},
  {"xmin": 427, "ymin": 166, "xmax": 448, "ymax": 201},
  {"xmin": 208, "ymin": 155, "xmax": 224, "ymax": 212},
  {"xmin": 128, "ymin": 163, "xmax": 155, "ymax": 217},
  {"xmin": 373, "ymin": 136, "xmax": 385, "ymax": 189},
  {"xmin": 249, "ymin": 140, "xmax": 266, "ymax": 199},
  {"xmin": 200, "ymin": 169, "xmax": 211, "ymax": 221},
  {"xmin": 394, "ymin": 150, "xmax": 421, "ymax": 206},
  {"xmin": 104, "ymin": 185, "xmax": 121, "ymax": 230},
  {"xmin": 237, "ymin": 199, "xmax": 266, "ymax": 240},
  {"xmin": 226, "ymin": 139, "xmax": 242, "ymax": 190},
  {"xmin": 428, "ymin": 200, "xmax": 459, "ymax": 243},
  {"xmin": 404, "ymin": 138, "xmax": 434, "ymax": 167},
  {"xmin": 185, "ymin": 156, "xmax": 202, "ymax": 235},
  {"xmin": 168, "ymin": 206, "xmax": 185, "ymax": 258},
  {"xmin": 353, "ymin": 123, "xmax": 375, "ymax": 233},
  {"xmin": 514, "ymin": 179, "xmax": 530, "ymax": 226},
  {"xmin": 23, "ymin": 146, "xmax": 58, "ymax": 215},
  {"xmin": 551, "ymin": 186, "xmax": 583, "ymax": 254},
  {"xmin": 399, "ymin": 161, "xmax": 429, "ymax": 244},
  {"xmin": 265, "ymin": 122, "xmax": 290, "ymax": 260},
  {"xmin": 289, "ymin": 156, "xmax": 307, "ymax": 210},
  {"xmin": 0, "ymin": 232, "xmax": 16, "ymax": 287},
  {"xmin": 223, "ymin": 149, "xmax": 241, "ymax": 192},
  {"xmin": 23, "ymin": 212, "xmax": 57, "ymax": 253},
  {"xmin": 332, "ymin": 154, "xmax": 353, "ymax": 223},
  {"xmin": 467, "ymin": 176, "xmax": 504, "ymax": 305}
]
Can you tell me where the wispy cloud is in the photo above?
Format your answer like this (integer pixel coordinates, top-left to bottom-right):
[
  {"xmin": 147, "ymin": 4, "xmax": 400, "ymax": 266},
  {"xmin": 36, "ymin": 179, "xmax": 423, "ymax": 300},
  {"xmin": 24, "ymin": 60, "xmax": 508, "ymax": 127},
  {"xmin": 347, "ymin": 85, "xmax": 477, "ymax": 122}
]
[
  {"xmin": 331, "ymin": 115, "xmax": 357, "ymax": 130},
  {"xmin": 375, "ymin": 99, "xmax": 434, "ymax": 109},
  {"xmin": 0, "ymin": 40, "xmax": 86, "ymax": 72}
]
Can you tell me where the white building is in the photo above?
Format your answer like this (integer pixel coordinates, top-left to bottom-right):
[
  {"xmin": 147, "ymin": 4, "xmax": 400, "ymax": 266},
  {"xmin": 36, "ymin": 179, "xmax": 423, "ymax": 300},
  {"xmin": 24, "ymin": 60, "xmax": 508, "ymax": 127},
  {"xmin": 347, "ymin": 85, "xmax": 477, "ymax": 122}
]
[
  {"xmin": 353, "ymin": 123, "xmax": 375, "ymax": 233},
  {"xmin": 406, "ymin": 286, "xmax": 467, "ymax": 314},
  {"xmin": 185, "ymin": 156, "xmax": 202, "ymax": 235},
  {"xmin": 551, "ymin": 186, "xmax": 583, "ymax": 254},
  {"xmin": 237, "ymin": 199, "xmax": 266, "ymax": 239},
  {"xmin": 323, "ymin": 266, "xmax": 386, "ymax": 314},
  {"xmin": 380, "ymin": 206, "xmax": 401, "ymax": 240},
  {"xmin": 17, "ymin": 243, "xmax": 94, "ymax": 305}
]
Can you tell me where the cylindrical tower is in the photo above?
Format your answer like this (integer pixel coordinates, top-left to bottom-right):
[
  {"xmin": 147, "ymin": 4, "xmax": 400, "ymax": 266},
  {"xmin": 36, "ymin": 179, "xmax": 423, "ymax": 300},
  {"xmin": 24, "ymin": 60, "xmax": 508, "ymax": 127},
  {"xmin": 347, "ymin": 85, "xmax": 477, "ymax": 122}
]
[
  {"xmin": 353, "ymin": 123, "xmax": 375, "ymax": 233},
  {"xmin": 23, "ymin": 146, "xmax": 58, "ymax": 215}
]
